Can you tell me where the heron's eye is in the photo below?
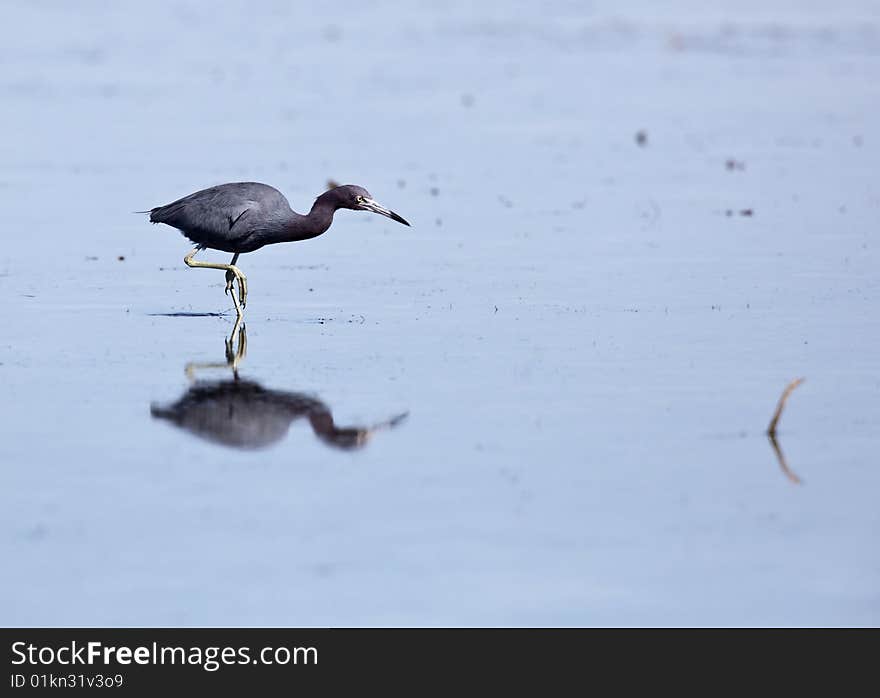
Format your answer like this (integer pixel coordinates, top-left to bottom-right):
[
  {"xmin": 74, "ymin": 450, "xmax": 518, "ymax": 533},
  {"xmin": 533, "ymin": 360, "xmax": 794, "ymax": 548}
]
[{"xmin": 356, "ymin": 195, "xmax": 364, "ymax": 203}]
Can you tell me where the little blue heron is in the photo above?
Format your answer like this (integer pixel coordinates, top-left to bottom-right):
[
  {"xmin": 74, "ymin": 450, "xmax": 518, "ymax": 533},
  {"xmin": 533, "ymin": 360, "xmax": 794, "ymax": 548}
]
[{"xmin": 142, "ymin": 182, "xmax": 410, "ymax": 315}]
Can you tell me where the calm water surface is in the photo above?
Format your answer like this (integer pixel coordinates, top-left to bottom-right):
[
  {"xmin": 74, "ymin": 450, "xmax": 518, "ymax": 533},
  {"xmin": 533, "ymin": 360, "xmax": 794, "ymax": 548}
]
[{"xmin": 1, "ymin": 0, "xmax": 878, "ymax": 625}]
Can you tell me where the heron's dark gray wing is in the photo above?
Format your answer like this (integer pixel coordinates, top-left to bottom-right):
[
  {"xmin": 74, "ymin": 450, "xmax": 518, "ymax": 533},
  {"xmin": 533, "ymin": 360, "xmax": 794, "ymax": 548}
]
[
  {"xmin": 229, "ymin": 207, "xmax": 250, "ymax": 229},
  {"xmin": 148, "ymin": 182, "xmax": 292, "ymax": 249}
]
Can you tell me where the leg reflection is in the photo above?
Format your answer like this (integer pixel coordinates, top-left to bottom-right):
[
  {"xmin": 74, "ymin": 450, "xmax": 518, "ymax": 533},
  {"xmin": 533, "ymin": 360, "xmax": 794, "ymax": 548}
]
[{"xmin": 184, "ymin": 318, "xmax": 246, "ymax": 381}]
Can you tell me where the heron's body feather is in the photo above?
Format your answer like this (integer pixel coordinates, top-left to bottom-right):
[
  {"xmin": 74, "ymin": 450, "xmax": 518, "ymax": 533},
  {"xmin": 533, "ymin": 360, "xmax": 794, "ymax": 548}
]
[{"xmin": 148, "ymin": 182, "xmax": 306, "ymax": 253}]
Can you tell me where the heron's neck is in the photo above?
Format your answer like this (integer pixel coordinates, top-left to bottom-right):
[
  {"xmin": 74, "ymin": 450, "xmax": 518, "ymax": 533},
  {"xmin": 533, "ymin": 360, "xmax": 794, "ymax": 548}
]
[{"xmin": 279, "ymin": 198, "xmax": 335, "ymax": 243}]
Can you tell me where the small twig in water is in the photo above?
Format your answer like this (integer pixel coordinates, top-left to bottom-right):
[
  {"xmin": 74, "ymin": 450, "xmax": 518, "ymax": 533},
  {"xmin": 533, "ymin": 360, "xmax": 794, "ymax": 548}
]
[{"xmin": 767, "ymin": 377, "xmax": 805, "ymax": 436}]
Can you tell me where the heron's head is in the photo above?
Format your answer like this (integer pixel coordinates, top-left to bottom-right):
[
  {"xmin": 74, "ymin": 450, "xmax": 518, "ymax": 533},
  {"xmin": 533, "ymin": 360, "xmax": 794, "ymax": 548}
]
[{"xmin": 328, "ymin": 184, "xmax": 410, "ymax": 226}]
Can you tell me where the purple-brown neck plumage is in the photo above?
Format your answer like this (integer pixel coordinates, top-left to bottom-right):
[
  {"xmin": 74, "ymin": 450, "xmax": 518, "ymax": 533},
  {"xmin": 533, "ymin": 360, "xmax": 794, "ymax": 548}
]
[{"xmin": 278, "ymin": 192, "xmax": 338, "ymax": 243}]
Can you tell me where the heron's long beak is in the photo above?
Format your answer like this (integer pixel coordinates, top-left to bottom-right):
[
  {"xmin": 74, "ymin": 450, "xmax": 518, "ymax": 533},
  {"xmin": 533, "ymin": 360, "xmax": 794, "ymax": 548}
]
[{"xmin": 360, "ymin": 198, "xmax": 410, "ymax": 226}]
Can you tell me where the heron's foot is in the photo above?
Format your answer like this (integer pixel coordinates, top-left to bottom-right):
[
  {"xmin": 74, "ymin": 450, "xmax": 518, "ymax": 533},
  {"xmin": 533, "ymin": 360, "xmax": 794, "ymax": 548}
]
[
  {"xmin": 224, "ymin": 270, "xmax": 246, "ymax": 309},
  {"xmin": 238, "ymin": 273, "xmax": 248, "ymax": 309}
]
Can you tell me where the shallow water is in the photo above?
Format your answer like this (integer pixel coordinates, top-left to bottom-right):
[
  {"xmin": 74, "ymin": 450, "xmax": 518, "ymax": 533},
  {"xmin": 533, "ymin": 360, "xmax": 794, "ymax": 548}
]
[{"xmin": 1, "ymin": 0, "xmax": 878, "ymax": 626}]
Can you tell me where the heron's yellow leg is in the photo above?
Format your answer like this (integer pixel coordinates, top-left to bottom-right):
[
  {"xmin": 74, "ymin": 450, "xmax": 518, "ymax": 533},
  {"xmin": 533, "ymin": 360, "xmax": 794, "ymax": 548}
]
[{"xmin": 184, "ymin": 248, "xmax": 246, "ymax": 315}]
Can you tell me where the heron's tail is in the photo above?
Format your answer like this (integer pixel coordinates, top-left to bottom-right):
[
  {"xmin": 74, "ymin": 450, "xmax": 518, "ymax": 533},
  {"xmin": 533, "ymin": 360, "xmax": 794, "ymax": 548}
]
[{"xmin": 134, "ymin": 207, "xmax": 164, "ymax": 223}]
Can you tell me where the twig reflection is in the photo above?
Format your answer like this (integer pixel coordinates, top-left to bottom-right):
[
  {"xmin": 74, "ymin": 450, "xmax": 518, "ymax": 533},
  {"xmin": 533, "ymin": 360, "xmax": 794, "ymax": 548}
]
[{"xmin": 767, "ymin": 433, "xmax": 802, "ymax": 485}]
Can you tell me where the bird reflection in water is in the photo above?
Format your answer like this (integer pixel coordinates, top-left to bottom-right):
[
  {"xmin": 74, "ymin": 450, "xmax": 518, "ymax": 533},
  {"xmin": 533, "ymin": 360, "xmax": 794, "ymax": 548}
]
[{"xmin": 151, "ymin": 320, "xmax": 408, "ymax": 450}]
